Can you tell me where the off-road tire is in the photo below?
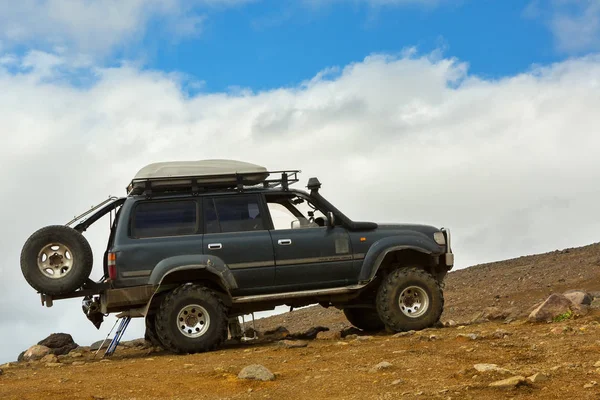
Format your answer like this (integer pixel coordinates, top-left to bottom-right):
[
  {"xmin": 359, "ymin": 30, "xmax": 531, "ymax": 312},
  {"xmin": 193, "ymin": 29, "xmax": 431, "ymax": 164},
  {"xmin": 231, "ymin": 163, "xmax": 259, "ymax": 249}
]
[
  {"xmin": 343, "ymin": 307, "xmax": 385, "ymax": 331},
  {"xmin": 144, "ymin": 314, "xmax": 162, "ymax": 348},
  {"xmin": 20, "ymin": 225, "xmax": 93, "ymax": 295},
  {"xmin": 376, "ymin": 267, "xmax": 444, "ymax": 332},
  {"xmin": 155, "ymin": 284, "xmax": 228, "ymax": 354}
]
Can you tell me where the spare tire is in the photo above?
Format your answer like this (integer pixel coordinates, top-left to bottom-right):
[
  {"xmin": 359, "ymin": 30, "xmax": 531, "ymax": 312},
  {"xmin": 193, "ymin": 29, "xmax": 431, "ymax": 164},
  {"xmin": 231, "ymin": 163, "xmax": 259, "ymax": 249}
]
[{"xmin": 20, "ymin": 225, "xmax": 93, "ymax": 295}]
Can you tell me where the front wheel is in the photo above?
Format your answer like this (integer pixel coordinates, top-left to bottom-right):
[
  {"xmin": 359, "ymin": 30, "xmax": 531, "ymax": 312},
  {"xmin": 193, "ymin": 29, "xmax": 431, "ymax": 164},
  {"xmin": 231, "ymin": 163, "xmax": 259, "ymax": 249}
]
[
  {"xmin": 376, "ymin": 267, "xmax": 444, "ymax": 332},
  {"xmin": 155, "ymin": 284, "xmax": 228, "ymax": 354}
]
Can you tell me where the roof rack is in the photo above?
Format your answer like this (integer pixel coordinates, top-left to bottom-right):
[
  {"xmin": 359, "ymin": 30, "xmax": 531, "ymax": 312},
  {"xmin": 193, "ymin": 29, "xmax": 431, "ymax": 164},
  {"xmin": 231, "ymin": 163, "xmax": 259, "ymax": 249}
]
[{"xmin": 127, "ymin": 169, "xmax": 301, "ymax": 197}]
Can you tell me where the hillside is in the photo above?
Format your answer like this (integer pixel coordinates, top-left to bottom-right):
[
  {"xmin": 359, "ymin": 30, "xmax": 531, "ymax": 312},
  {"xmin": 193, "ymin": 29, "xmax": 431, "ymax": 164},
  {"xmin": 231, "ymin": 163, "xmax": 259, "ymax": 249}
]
[
  {"xmin": 253, "ymin": 242, "xmax": 600, "ymax": 332},
  {"xmin": 2, "ymin": 242, "xmax": 600, "ymax": 400}
]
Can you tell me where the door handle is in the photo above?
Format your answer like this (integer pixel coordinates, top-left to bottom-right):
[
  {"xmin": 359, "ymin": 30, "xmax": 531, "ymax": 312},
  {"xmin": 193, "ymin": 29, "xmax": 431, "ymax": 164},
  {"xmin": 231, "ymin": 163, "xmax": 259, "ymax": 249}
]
[
  {"xmin": 208, "ymin": 243, "xmax": 222, "ymax": 250},
  {"xmin": 278, "ymin": 239, "xmax": 292, "ymax": 246}
]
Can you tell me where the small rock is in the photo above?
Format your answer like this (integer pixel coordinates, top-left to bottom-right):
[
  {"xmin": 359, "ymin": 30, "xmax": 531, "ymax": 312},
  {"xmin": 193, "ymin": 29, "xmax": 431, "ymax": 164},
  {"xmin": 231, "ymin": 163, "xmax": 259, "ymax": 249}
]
[
  {"xmin": 489, "ymin": 376, "xmax": 527, "ymax": 389},
  {"xmin": 183, "ymin": 364, "xmax": 195, "ymax": 369},
  {"xmin": 355, "ymin": 335, "xmax": 374, "ymax": 341},
  {"xmin": 23, "ymin": 345, "xmax": 51, "ymax": 361},
  {"xmin": 594, "ymin": 361, "xmax": 600, "ymax": 368},
  {"xmin": 527, "ymin": 373, "xmax": 548, "ymax": 383},
  {"xmin": 69, "ymin": 352, "xmax": 83, "ymax": 358},
  {"xmin": 492, "ymin": 329, "xmax": 510, "ymax": 339},
  {"xmin": 456, "ymin": 333, "xmax": 479, "ymax": 340},
  {"xmin": 238, "ymin": 364, "xmax": 275, "ymax": 381},
  {"xmin": 584, "ymin": 381, "xmax": 597, "ymax": 389},
  {"xmin": 444, "ymin": 320, "xmax": 457, "ymax": 327},
  {"xmin": 277, "ymin": 340, "xmax": 308, "ymax": 349},
  {"xmin": 474, "ymin": 364, "xmax": 512, "ymax": 374},
  {"xmin": 370, "ymin": 361, "xmax": 393, "ymax": 373},
  {"xmin": 90, "ymin": 340, "xmax": 110, "ymax": 351},
  {"xmin": 340, "ymin": 327, "xmax": 363, "ymax": 338},
  {"xmin": 72, "ymin": 361, "xmax": 86, "ymax": 366},
  {"xmin": 345, "ymin": 334, "xmax": 358, "ymax": 340},
  {"xmin": 393, "ymin": 331, "xmax": 415, "ymax": 338},
  {"xmin": 335, "ymin": 341, "xmax": 348, "ymax": 346},
  {"xmin": 591, "ymin": 299, "xmax": 600, "ymax": 309},
  {"xmin": 391, "ymin": 379, "xmax": 404, "ymax": 385},
  {"xmin": 40, "ymin": 354, "xmax": 58, "ymax": 364},
  {"xmin": 263, "ymin": 326, "xmax": 290, "ymax": 340},
  {"xmin": 45, "ymin": 363, "xmax": 62, "ymax": 368},
  {"xmin": 428, "ymin": 335, "xmax": 438, "ymax": 340},
  {"xmin": 289, "ymin": 326, "xmax": 329, "ymax": 340}
]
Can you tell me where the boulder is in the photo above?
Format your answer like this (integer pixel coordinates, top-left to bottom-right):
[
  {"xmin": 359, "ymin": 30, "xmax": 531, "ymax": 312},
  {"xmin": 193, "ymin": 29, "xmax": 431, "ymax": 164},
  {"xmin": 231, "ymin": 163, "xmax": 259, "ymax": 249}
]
[
  {"xmin": 528, "ymin": 294, "xmax": 574, "ymax": 322},
  {"xmin": 238, "ymin": 364, "xmax": 275, "ymax": 381},
  {"xmin": 22, "ymin": 345, "xmax": 51, "ymax": 361},
  {"xmin": 563, "ymin": 290, "xmax": 593, "ymax": 306},
  {"xmin": 38, "ymin": 333, "xmax": 78, "ymax": 356}
]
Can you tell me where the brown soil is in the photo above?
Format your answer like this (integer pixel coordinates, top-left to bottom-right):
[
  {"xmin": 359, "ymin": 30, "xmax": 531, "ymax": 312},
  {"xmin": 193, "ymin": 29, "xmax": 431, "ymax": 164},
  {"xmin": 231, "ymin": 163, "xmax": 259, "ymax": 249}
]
[{"xmin": 3, "ymin": 242, "xmax": 600, "ymax": 400}]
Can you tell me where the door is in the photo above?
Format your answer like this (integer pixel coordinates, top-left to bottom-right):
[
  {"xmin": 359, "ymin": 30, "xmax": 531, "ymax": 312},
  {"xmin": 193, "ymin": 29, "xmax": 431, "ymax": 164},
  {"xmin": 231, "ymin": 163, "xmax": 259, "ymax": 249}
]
[
  {"xmin": 202, "ymin": 194, "xmax": 275, "ymax": 295},
  {"xmin": 264, "ymin": 193, "xmax": 356, "ymax": 291},
  {"xmin": 115, "ymin": 198, "xmax": 203, "ymax": 286}
]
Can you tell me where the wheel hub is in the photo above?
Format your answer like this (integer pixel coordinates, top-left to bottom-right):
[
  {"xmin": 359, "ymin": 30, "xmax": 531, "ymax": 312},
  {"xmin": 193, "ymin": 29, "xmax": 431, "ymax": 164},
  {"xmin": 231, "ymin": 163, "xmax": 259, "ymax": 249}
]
[
  {"xmin": 399, "ymin": 286, "xmax": 429, "ymax": 318},
  {"xmin": 177, "ymin": 304, "xmax": 210, "ymax": 338},
  {"xmin": 37, "ymin": 243, "xmax": 73, "ymax": 279}
]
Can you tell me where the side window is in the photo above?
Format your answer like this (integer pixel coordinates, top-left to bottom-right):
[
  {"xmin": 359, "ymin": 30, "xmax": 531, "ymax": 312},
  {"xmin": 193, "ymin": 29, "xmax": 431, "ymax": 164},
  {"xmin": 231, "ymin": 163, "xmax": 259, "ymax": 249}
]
[
  {"xmin": 265, "ymin": 194, "xmax": 326, "ymax": 230},
  {"xmin": 132, "ymin": 200, "xmax": 197, "ymax": 238},
  {"xmin": 204, "ymin": 195, "xmax": 264, "ymax": 233}
]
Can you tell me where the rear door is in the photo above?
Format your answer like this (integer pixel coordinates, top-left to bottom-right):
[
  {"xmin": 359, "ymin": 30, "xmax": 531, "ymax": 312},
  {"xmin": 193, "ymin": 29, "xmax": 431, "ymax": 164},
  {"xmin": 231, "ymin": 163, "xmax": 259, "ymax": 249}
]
[
  {"xmin": 264, "ymin": 193, "xmax": 356, "ymax": 291},
  {"xmin": 202, "ymin": 194, "xmax": 275, "ymax": 295}
]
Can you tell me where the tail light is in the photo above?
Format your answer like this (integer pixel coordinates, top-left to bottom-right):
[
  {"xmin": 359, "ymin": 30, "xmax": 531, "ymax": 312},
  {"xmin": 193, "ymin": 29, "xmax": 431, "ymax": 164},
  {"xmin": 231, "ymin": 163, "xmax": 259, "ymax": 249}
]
[{"xmin": 108, "ymin": 252, "xmax": 117, "ymax": 280}]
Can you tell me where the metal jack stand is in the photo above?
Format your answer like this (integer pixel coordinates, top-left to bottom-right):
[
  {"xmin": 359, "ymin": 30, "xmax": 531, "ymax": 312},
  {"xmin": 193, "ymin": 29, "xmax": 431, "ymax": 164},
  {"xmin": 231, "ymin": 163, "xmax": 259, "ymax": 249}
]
[
  {"xmin": 93, "ymin": 316, "xmax": 131, "ymax": 358},
  {"xmin": 240, "ymin": 313, "xmax": 257, "ymax": 342}
]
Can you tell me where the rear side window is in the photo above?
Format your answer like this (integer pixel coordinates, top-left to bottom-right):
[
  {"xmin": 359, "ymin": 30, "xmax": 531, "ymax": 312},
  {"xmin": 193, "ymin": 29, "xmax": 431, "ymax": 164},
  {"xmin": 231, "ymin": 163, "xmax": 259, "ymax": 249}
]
[
  {"xmin": 132, "ymin": 200, "xmax": 197, "ymax": 238},
  {"xmin": 204, "ymin": 195, "xmax": 263, "ymax": 233}
]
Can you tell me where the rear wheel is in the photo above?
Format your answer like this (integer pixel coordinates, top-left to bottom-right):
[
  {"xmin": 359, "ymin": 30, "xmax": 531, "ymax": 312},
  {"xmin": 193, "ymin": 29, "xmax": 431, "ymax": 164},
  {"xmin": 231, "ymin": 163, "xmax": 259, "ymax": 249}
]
[
  {"xmin": 376, "ymin": 267, "xmax": 444, "ymax": 332},
  {"xmin": 155, "ymin": 284, "xmax": 228, "ymax": 354},
  {"xmin": 20, "ymin": 225, "xmax": 93, "ymax": 295},
  {"xmin": 343, "ymin": 307, "xmax": 385, "ymax": 331},
  {"xmin": 144, "ymin": 314, "xmax": 162, "ymax": 348}
]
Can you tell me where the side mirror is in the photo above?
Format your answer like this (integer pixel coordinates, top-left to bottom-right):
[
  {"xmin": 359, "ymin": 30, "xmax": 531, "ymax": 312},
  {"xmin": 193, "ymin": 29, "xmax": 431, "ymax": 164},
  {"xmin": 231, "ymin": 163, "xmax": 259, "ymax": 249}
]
[
  {"xmin": 291, "ymin": 219, "xmax": 301, "ymax": 229},
  {"xmin": 327, "ymin": 212, "xmax": 335, "ymax": 228}
]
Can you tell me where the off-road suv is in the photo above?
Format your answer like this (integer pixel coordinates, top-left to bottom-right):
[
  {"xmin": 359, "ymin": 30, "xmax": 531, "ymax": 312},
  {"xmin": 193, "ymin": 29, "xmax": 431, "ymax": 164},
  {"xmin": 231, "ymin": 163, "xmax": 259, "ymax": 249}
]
[{"xmin": 20, "ymin": 160, "xmax": 454, "ymax": 353}]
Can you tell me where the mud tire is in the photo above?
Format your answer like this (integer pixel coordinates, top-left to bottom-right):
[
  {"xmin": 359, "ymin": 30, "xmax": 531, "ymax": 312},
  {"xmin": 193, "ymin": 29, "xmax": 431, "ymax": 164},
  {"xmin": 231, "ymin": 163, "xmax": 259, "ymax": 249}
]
[
  {"xmin": 376, "ymin": 267, "xmax": 444, "ymax": 332},
  {"xmin": 155, "ymin": 284, "xmax": 228, "ymax": 354},
  {"xmin": 20, "ymin": 225, "xmax": 93, "ymax": 295}
]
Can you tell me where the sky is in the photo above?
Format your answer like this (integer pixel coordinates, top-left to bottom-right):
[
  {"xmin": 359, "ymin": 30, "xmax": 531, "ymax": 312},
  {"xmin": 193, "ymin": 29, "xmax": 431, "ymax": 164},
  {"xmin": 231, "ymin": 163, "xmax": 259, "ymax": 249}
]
[{"xmin": 1, "ymin": 0, "xmax": 600, "ymax": 364}]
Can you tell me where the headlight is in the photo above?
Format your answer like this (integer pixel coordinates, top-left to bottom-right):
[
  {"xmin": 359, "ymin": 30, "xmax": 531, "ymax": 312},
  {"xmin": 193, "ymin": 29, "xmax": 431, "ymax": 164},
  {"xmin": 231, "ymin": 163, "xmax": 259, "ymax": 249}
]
[{"xmin": 433, "ymin": 231, "xmax": 446, "ymax": 245}]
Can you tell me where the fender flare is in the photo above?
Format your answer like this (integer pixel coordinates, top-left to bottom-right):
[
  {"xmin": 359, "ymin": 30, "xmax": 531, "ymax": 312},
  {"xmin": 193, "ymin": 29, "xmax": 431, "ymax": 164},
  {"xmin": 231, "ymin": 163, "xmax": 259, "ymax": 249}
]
[
  {"xmin": 137, "ymin": 255, "xmax": 237, "ymax": 318},
  {"xmin": 358, "ymin": 234, "xmax": 443, "ymax": 283}
]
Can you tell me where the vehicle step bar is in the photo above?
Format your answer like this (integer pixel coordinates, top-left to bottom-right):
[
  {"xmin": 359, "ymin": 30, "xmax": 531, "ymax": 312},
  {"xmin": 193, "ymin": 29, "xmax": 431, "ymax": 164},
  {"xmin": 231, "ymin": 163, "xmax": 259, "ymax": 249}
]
[{"xmin": 231, "ymin": 284, "xmax": 366, "ymax": 304}]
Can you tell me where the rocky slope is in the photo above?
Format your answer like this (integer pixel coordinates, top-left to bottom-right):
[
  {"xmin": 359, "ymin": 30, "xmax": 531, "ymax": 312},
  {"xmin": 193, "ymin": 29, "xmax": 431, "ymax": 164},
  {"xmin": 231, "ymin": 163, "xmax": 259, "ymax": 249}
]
[{"xmin": 2, "ymin": 242, "xmax": 600, "ymax": 400}]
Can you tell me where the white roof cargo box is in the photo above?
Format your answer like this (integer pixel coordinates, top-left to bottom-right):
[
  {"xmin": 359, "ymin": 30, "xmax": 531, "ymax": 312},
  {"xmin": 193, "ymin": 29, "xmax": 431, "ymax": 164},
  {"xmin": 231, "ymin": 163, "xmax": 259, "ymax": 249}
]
[{"xmin": 128, "ymin": 159, "xmax": 271, "ymax": 194}]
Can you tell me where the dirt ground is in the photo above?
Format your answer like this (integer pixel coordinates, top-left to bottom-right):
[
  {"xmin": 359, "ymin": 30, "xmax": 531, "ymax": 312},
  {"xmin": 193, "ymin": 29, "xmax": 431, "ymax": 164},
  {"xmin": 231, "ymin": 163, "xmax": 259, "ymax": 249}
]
[{"xmin": 3, "ymin": 242, "xmax": 600, "ymax": 400}]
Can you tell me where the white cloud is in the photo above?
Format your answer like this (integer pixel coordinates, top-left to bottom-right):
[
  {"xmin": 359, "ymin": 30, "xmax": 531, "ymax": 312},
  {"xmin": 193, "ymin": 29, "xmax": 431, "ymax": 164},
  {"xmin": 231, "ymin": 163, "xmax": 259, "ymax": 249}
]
[
  {"xmin": 2, "ymin": 49, "xmax": 600, "ymax": 363},
  {"xmin": 526, "ymin": 0, "xmax": 600, "ymax": 53},
  {"xmin": 0, "ymin": 0, "xmax": 252, "ymax": 55}
]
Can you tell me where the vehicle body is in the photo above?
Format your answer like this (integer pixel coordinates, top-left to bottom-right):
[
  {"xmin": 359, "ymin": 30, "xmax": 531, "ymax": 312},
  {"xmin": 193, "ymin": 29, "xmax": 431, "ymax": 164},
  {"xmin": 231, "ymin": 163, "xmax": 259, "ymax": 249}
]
[{"xmin": 21, "ymin": 160, "xmax": 454, "ymax": 353}]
